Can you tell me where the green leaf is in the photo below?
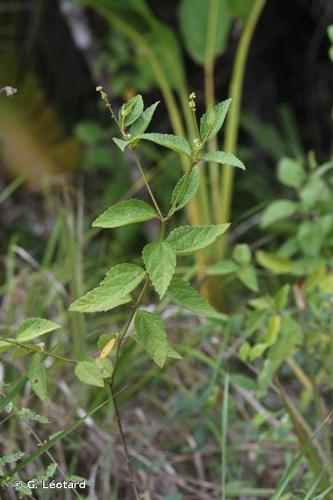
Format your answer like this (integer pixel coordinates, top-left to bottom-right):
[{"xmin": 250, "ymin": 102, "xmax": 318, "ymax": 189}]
[
  {"xmin": 28, "ymin": 354, "xmax": 48, "ymax": 401},
  {"xmin": 167, "ymin": 278, "xmax": 225, "ymax": 319},
  {"xmin": 256, "ymin": 250, "xmax": 293, "ymax": 275},
  {"xmin": 274, "ymin": 285, "xmax": 290, "ymax": 310},
  {"xmin": 200, "ymin": 99, "xmax": 232, "ymax": 142},
  {"xmin": 75, "ymin": 121, "xmax": 103, "ymax": 143},
  {"xmin": 207, "ymin": 259, "xmax": 238, "ymax": 275},
  {"xmin": 261, "ymin": 200, "xmax": 297, "ymax": 227},
  {"xmin": 233, "ymin": 244, "xmax": 252, "ymax": 265},
  {"xmin": 277, "ymin": 157, "xmax": 306, "ymax": 188},
  {"xmin": 178, "ymin": 0, "xmax": 230, "ymax": 65},
  {"xmin": 119, "ymin": 95, "xmax": 144, "ymax": 127},
  {"xmin": 167, "ymin": 224, "xmax": 229, "ymax": 255},
  {"xmin": 268, "ymin": 316, "xmax": 302, "ymax": 371},
  {"xmin": 200, "ymin": 150, "xmax": 245, "ymax": 170},
  {"xmin": 236, "ymin": 266, "xmax": 258, "ymax": 292},
  {"xmin": 74, "ymin": 360, "xmax": 104, "ymax": 387},
  {"xmin": 239, "ymin": 341, "xmax": 251, "ymax": 361},
  {"xmin": 142, "ymin": 241, "xmax": 176, "ymax": 299},
  {"xmin": 249, "ymin": 342, "xmax": 268, "ymax": 361},
  {"xmin": 138, "ymin": 133, "xmax": 192, "ymax": 157},
  {"xmin": 300, "ymin": 178, "xmax": 330, "ymax": 210},
  {"xmin": 263, "ymin": 314, "xmax": 281, "ymax": 347},
  {"xmin": 113, "ymin": 137, "xmax": 128, "ymax": 152},
  {"xmin": 69, "ymin": 263, "xmax": 145, "ymax": 312},
  {"xmin": 129, "ymin": 101, "xmax": 159, "ymax": 137},
  {"xmin": 135, "ymin": 311, "xmax": 168, "ymax": 367},
  {"xmin": 167, "ymin": 345, "xmax": 183, "ymax": 360},
  {"xmin": 16, "ymin": 318, "xmax": 60, "ymax": 343},
  {"xmin": 171, "ymin": 165, "xmax": 200, "ymax": 212},
  {"xmin": 92, "ymin": 199, "xmax": 157, "ymax": 228}
]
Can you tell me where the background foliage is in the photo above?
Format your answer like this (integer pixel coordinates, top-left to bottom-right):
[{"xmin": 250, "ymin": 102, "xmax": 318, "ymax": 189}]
[{"xmin": 0, "ymin": 0, "xmax": 332, "ymax": 498}]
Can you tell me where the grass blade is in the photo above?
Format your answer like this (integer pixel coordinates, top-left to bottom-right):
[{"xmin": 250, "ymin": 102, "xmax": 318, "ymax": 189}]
[
  {"xmin": 0, "ymin": 376, "xmax": 28, "ymax": 412},
  {"xmin": 221, "ymin": 372, "xmax": 229, "ymax": 500},
  {"xmin": 271, "ymin": 412, "xmax": 332, "ymax": 500}
]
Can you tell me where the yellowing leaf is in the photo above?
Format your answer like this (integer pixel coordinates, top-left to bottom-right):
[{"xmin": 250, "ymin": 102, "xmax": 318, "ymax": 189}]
[{"xmin": 99, "ymin": 338, "xmax": 116, "ymax": 359}]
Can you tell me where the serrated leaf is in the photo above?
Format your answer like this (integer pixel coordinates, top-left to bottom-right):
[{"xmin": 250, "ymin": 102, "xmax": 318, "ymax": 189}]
[
  {"xmin": 16, "ymin": 318, "xmax": 60, "ymax": 343},
  {"xmin": 92, "ymin": 199, "xmax": 157, "ymax": 228},
  {"xmin": 119, "ymin": 95, "xmax": 144, "ymax": 127},
  {"xmin": 236, "ymin": 266, "xmax": 258, "ymax": 292},
  {"xmin": 200, "ymin": 99, "xmax": 232, "ymax": 141},
  {"xmin": 142, "ymin": 241, "xmax": 176, "ymax": 299},
  {"xmin": 179, "ymin": 0, "xmax": 230, "ymax": 65},
  {"xmin": 171, "ymin": 165, "xmax": 199, "ymax": 212},
  {"xmin": 74, "ymin": 360, "xmax": 104, "ymax": 387},
  {"xmin": 138, "ymin": 133, "xmax": 192, "ymax": 157},
  {"xmin": 69, "ymin": 263, "xmax": 145, "ymax": 313},
  {"xmin": 277, "ymin": 157, "xmax": 306, "ymax": 188},
  {"xmin": 28, "ymin": 354, "xmax": 48, "ymax": 401},
  {"xmin": 207, "ymin": 259, "xmax": 238, "ymax": 275},
  {"xmin": 200, "ymin": 150, "xmax": 245, "ymax": 169},
  {"xmin": 113, "ymin": 137, "xmax": 128, "ymax": 151},
  {"xmin": 233, "ymin": 244, "xmax": 252, "ymax": 265},
  {"xmin": 261, "ymin": 200, "xmax": 297, "ymax": 227},
  {"xmin": 256, "ymin": 250, "xmax": 293, "ymax": 275},
  {"xmin": 130, "ymin": 101, "xmax": 159, "ymax": 137},
  {"xmin": 96, "ymin": 358, "xmax": 113, "ymax": 378},
  {"xmin": 167, "ymin": 345, "xmax": 183, "ymax": 359},
  {"xmin": 167, "ymin": 278, "xmax": 225, "ymax": 319},
  {"xmin": 167, "ymin": 224, "xmax": 229, "ymax": 255},
  {"xmin": 135, "ymin": 311, "xmax": 168, "ymax": 367}
]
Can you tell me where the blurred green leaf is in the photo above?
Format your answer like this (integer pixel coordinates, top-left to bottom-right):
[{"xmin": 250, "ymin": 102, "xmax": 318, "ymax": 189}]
[
  {"xmin": 261, "ymin": 200, "xmax": 297, "ymax": 228},
  {"xmin": 277, "ymin": 157, "xmax": 306, "ymax": 188},
  {"xmin": 178, "ymin": 0, "xmax": 230, "ymax": 65}
]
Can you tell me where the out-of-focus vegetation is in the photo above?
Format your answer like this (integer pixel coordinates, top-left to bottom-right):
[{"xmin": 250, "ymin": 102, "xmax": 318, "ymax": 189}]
[{"xmin": 0, "ymin": 1, "xmax": 333, "ymax": 498}]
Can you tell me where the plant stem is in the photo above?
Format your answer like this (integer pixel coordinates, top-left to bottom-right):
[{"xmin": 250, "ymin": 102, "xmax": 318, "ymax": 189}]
[
  {"xmin": 0, "ymin": 336, "xmax": 76, "ymax": 364},
  {"xmin": 219, "ymin": 0, "xmax": 266, "ymax": 255},
  {"xmin": 110, "ymin": 387, "xmax": 141, "ymax": 500},
  {"xmin": 106, "ymin": 278, "xmax": 149, "ymax": 499}
]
